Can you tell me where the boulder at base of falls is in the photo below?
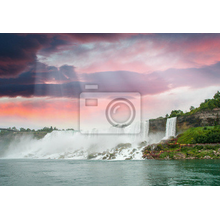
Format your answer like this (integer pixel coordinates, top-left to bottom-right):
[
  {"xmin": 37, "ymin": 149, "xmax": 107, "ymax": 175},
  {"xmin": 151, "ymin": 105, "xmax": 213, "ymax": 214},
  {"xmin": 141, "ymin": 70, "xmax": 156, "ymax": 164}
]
[{"xmin": 115, "ymin": 143, "xmax": 132, "ymax": 152}]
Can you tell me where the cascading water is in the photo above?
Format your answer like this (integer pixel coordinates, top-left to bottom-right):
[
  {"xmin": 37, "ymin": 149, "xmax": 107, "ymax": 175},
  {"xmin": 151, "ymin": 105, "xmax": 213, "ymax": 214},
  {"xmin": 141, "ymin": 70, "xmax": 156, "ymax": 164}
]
[
  {"xmin": 164, "ymin": 117, "xmax": 177, "ymax": 139},
  {"xmin": 0, "ymin": 118, "xmax": 179, "ymax": 160},
  {"xmin": 0, "ymin": 122, "xmax": 151, "ymax": 160},
  {"xmin": 144, "ymin": 120, "xmax": 149, "ymax": 142}
]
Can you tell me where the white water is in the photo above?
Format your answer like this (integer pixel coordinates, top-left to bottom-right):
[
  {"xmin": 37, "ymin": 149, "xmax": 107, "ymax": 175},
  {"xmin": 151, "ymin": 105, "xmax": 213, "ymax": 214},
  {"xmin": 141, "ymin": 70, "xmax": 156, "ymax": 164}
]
[
  {"xmin": 144, "ymin": 120, "xmax": 149, "ymax": 142},
  {"xmin": 0, "ymin": 118, "xmax": 178, "ymax": 160},
  {"xmin": 1, "ymin": 122, "xmax": 151, "ymax": 160},
  {"xmin": 164, "ymin": 117, "xmax": 177, "ymax": 139}
]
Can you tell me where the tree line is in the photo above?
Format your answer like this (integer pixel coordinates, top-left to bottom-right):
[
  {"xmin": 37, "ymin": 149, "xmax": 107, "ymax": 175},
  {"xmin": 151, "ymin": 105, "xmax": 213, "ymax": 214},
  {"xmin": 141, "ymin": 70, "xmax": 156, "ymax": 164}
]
[
  {"xmin": 1, "ymin": 126, "xmax": 75, "ymax": 132},
  {"xmin": 165, "ymin": 91, "xmax": 220, "ymax": 118}
]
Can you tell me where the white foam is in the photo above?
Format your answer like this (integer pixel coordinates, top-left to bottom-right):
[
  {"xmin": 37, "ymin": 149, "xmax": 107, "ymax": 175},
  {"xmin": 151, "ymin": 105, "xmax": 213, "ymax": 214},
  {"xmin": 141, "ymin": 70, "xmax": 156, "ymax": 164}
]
[
  {"xmin": 1, "ymin": 122, "xmax": 151, "ymax": 160},
  {"xmin": 164, "ymin": 117, "xmax": 177, "ymax": 139}
]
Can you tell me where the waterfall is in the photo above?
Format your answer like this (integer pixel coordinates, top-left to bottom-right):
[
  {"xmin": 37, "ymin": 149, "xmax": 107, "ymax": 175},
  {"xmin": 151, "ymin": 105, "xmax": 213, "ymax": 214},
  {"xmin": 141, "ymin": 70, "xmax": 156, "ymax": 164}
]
[
  {"xmin": 165, "ymin": 117, "xmax": 177, "ymax": 139},
  {"xmin": 1, "ymin": 124, "xmax": 148, "ymax": 160},
  {"xmin": 144, "ymin": 120, "xmax": 149, "ymax": 142}
]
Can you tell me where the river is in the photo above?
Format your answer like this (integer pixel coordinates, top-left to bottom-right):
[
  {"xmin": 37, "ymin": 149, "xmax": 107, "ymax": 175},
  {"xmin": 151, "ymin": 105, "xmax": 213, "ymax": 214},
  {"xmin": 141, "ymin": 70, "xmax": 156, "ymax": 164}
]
[{"xmin": 0, "ymin": 159, "xmax": 220, "ymax": 186}]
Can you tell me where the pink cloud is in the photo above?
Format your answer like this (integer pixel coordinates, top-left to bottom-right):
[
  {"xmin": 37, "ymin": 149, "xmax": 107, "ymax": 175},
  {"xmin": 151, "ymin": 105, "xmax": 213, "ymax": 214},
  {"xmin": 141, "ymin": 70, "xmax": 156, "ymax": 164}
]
[
  {"xmin": 40, "ymin": 34, "xmax": 220, "ymax": 75},
  {"xmin": 3, "ymin": 34, "xmax": 220, "ymax": 79}
]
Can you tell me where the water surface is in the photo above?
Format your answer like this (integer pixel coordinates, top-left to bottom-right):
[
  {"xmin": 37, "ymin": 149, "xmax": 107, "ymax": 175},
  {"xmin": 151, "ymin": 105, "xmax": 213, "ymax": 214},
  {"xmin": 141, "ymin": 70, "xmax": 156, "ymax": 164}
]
[{"xmin": 0, "ymin": 159, "xmax": 220, "ymax": 186}]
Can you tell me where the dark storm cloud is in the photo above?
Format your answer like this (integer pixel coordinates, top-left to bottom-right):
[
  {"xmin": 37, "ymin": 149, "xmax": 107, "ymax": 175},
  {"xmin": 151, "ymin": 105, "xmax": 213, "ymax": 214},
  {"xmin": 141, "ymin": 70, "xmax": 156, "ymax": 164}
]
[
  {"xmin": 0, "ymin": 62, "xmax": 81, "ymax": 98},
  {"xmin": 0, "ymin": 34, "xmax": 71, "ymax": 78},
  {"xmin": 63, "ymin": 33, "xmax": 133, "ymax": 43},
  {"xmin": 0, "ymin": 34, "xmax": 41, "ymax": 77},
  {"xmin": 0, "ymin": 82, "xmax": 81, "ymax": 98},
  {"xmin": 1, "ymin": 34, "xmax": 220, "ymax": 98},
  {"xmin": 0, "ymin": 62, "xmax": 78, "ymax": 85},
  {"xmin": 1, "ymin": 61, "xmax": 220, "ymax": 98}
]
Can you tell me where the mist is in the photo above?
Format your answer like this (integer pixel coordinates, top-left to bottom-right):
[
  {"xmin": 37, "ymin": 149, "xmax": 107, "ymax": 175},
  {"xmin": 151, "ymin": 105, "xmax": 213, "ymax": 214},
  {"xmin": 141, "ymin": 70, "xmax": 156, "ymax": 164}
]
[{"xmin": 0, "ymin": 118, "xmax": 176, "ymax": 160}]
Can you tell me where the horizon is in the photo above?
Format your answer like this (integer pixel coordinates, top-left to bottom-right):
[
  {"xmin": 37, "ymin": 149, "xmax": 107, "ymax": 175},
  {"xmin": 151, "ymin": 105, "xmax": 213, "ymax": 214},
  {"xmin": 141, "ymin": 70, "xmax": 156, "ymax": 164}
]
[{"xmin": 1, "ymin": 33, "xmax": 220, "ymax": 129}]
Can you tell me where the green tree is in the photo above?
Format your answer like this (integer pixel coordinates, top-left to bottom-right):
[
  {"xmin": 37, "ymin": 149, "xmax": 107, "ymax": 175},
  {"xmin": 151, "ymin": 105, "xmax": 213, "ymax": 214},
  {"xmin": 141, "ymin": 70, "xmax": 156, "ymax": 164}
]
[
  {"xmin": 214, "ymin": 91, "xmax": 220, "ymax": 99},
  {"xmin": 190, "ymin": 106, "xmax": 195, "ymax": 111},
  {"xmin": 42, "ymin": 127, "xmax": 50, "ymax": 131},
  {"xmin": 170, "ymin": 110, "xmax": 183, "ymax": 117},
  {"xmin": 208, "ymin": 100, "xmax": 216, "ymax": 109},
  {"xmin": 200, "ymin": 101, "xmax": 209, "ymax": 110}
]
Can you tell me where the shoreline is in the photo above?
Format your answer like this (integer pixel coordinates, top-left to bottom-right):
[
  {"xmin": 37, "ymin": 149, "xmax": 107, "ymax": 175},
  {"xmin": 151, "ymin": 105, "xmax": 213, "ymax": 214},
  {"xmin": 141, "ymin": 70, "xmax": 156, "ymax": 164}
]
[{"xmin": 142, "ymin": 140, "xmax": 220, "ymax": 160}]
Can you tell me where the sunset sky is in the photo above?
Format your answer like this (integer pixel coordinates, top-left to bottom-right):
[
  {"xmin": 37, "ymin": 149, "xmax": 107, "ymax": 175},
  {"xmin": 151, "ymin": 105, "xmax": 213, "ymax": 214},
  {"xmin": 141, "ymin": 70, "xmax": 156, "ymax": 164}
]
[{"xmin": 1, "ymin": 33, "xmax": 220, "ymax": 129}]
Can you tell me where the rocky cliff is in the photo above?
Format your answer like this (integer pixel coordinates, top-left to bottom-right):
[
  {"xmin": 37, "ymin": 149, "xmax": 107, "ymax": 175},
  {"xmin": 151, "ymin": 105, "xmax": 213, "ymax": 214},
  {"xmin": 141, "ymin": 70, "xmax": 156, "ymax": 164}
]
[
  {"xmin": 149, "ymin": 108, "xmax": 220, "ymax": 135},
  {"xmin": 149, "ymin": 118, "xmax": 166, "ymax": 134}
]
